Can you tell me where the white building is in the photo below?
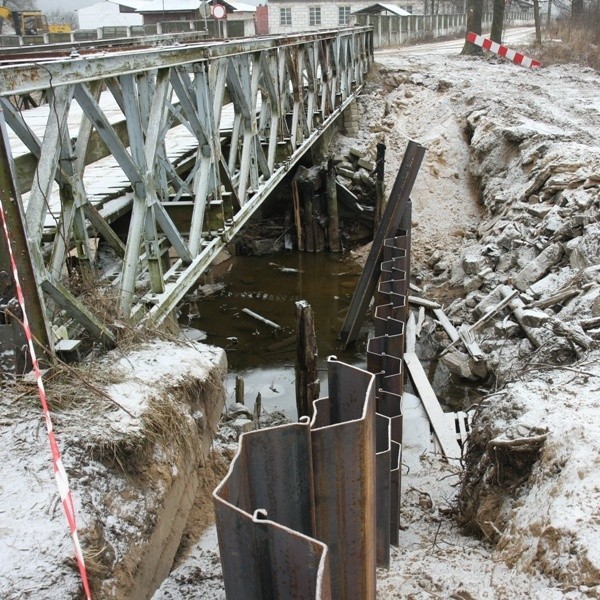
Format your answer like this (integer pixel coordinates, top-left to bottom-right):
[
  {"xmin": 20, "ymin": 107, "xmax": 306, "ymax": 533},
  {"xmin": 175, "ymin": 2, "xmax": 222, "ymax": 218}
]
[
  {"xmin": 76, "ymin": 0, "xmax": 257, "ymax": 38},
  {"xmin": 76, "ymin": 0, "xmax": 146, "ymax": 30},
  {"xmin": 268, "ymin": 1, "xmax": 415, "ymax": 35}
]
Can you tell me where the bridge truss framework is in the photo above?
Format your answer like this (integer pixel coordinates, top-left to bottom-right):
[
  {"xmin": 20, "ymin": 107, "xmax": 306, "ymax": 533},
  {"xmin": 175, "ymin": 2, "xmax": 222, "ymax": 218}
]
[{"xmin": 0, "ymin": 28, "xmax": 373, "ymax": 355}]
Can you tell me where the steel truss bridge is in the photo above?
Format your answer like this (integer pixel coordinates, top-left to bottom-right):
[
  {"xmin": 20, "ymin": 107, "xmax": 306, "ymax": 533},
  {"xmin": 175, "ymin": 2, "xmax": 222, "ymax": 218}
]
[{"xmin": 0, "ymin": 28, "xmax": 373, "ymax": 355}]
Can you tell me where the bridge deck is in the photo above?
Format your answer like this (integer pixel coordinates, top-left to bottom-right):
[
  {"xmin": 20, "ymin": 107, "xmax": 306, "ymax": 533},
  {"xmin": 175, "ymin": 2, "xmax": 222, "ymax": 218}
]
[{"xmin": 11, "ymin": 94, "xmax": 241, "ymax": 229}]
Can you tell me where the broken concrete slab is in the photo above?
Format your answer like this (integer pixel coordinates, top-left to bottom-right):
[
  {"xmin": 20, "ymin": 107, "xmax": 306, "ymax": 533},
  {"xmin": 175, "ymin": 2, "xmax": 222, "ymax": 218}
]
[
  {"xmin": 463, "ymin": 251, "xmax": 488, "ymax": 275},
  {"xmin": 513, "ymin": 242, "xmax": 564, "ymax": 291}
]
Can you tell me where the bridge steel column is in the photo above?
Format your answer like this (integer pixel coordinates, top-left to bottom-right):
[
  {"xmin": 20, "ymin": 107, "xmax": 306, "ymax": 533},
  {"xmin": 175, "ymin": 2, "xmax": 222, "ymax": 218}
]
[{"xmin": 0, "ymin": 27, "xmax": 373, "ymax": 346}]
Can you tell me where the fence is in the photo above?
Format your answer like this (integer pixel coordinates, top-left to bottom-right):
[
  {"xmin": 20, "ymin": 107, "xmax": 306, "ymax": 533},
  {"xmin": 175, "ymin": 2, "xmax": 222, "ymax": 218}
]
[
  {"xmin": 0, "ymin": 17, "xmax": 254, "ymax": 48},
  {"xmin": 355, "ymin": 11, "xmax": 535, "ymax": 47}
]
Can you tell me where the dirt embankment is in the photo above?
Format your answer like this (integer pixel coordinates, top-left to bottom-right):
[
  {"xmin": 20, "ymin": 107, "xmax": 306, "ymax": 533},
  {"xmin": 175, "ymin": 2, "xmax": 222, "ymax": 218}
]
[
  {"xmin": 0, "ymin": 341, "xmax": 227, "ymax": 600},
  {"xmin": 352, "ymin": 51, "xmax": 599, "ymax": 594}
]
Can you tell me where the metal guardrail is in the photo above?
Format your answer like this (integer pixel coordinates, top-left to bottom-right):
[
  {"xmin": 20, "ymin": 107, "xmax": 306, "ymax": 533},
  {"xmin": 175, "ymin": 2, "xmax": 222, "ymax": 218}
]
[{"xmin": 214, "ymin": 144, "xmax": 424, "ymax": 598}]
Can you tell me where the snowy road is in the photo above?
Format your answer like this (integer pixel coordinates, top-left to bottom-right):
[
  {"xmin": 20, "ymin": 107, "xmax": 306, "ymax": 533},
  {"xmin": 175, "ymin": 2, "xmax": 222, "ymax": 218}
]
[{"xmin": 375, "ymin": 26, "xmax": 536, "ymax": 56}]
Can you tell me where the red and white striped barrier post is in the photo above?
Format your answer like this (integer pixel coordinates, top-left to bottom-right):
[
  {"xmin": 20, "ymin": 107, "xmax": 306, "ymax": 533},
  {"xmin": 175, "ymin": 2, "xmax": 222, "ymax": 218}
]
[
  {"xmin": 0, "ymin": 204, "xmax": 92, "ymax": 600},
  {"xmin": 467, "ymin": 32, "xmax": 541, "ymax": 68}
]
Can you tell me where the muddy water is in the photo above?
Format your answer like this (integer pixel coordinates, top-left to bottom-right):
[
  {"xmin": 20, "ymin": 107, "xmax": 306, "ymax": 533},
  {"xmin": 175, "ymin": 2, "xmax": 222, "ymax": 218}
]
[
  {"xmin": 187, "ymin": 252, "xmax": 477, "ymax": 418},
  {"xmin": 187, "ymin": 252, "xmax": 367, "ymax": 418}
]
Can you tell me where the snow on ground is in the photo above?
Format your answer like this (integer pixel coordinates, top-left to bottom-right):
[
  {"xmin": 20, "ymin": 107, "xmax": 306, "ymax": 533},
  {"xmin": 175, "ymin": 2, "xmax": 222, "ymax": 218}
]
[
  {"xmin": 0, "ymin": 341, "xmax": 226, "ymax": 599},
  {"xmin": 361, "ymin": 34, "xmax": 600, "ymax": 598},
  {"xmin": 157, "ymin": 33, "xmax": 600, "ymax": 599},
  {"xmin": 2, "ymin": 30, "xmax": 600, "ymax": 599}
]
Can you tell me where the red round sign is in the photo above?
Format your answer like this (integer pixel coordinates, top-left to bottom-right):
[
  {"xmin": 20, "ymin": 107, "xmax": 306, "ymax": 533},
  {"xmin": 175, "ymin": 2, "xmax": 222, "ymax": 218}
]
[{"xmin": 212, "ymin": 4, "xmax": 226, "ymax": 19}]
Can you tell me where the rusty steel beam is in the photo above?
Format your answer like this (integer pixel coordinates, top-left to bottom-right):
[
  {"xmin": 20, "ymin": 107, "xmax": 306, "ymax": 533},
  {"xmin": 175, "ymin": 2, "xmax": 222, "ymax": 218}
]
[{"xmin": 340, "ymin": 140, "xmax": 424, "ymax": 348}]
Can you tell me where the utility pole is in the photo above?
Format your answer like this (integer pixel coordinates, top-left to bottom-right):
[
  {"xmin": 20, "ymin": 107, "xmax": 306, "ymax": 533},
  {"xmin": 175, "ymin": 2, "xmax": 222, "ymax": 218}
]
[{"xmin": 0, "ymin": 107, "xmax": 53, "ymax": 362}]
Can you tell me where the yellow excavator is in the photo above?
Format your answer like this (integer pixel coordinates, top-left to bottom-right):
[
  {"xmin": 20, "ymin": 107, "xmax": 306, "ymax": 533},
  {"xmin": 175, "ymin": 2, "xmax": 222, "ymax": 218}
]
[{"xmin": 0, "ymin": 7, "xmax": 71, "ymax": 35}]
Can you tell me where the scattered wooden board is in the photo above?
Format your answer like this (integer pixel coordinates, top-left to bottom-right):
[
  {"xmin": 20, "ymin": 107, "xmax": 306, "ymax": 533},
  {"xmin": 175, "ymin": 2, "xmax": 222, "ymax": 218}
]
[
  {"xmin": 433, "ymin": 308, "xmax": 460, "ymax": 343},
  {"xmin": 404, "ymin": 352, "xmax": 462, "ymax": 465}
]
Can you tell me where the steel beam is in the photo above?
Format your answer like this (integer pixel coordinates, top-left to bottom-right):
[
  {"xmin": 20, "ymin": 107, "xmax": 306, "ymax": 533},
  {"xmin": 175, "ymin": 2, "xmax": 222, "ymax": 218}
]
[
  {"xmin": 340, "ymin": 140, "xmax": 425, "ymax": 347},
  {"xmin": 0, "ymin": 109, "xmax": 53, "ymax": 358}
]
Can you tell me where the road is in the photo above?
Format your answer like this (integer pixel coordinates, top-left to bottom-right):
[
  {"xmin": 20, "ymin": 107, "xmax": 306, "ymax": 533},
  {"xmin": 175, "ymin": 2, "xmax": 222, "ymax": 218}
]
[{"xmin": 375, "ymin": 26, "xmax": 536, "ymax": 56}]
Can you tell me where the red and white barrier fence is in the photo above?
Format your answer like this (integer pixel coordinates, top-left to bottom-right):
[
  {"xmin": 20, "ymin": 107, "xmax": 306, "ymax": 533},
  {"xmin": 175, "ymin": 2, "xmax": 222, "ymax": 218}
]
[
  {"xmin": 0, "ymin": 204, "xmax": 92, "ymax": 600},
  {"xmin": 467, "ymin": 32, "xmax": 541, "ymax": 68}
]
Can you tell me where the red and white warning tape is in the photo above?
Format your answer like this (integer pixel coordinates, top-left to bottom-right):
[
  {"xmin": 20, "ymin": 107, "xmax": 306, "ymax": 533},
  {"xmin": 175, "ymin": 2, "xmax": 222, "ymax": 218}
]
[
  {"xmin": 0, "ymin": 204, "xmax": 92, "ymax": 600},
  {"xmin": 467, "ymin": 32, "xmax": 541, "ymax": 68}
]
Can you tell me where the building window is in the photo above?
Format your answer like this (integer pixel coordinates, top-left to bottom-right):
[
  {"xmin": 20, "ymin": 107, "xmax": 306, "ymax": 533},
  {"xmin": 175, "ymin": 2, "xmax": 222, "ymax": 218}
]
[
  {"xmin": 339, "ymin": 6, "xmax": 351, "ymax": 25},
  {"xmin": 280, "ymin": 7, "xmax": 292, "ymax": 26},
  {"xmin": 309, "ymin": 6, "xmax": 321, "ymax": 26}
]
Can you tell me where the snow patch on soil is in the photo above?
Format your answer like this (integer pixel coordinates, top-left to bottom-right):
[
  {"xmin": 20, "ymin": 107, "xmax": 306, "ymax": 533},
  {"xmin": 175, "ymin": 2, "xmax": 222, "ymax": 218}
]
[{"xmin": 0, "ymin": 341, "xmax": 226, "ymax": 599}]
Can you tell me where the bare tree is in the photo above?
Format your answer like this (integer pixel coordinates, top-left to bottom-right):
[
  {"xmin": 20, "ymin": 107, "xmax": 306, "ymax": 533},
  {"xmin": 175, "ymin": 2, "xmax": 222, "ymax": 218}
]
[
  {"xmin": 533, "ymin": 0, "xmax": 542, "ymax": 44},
  {"xmin": 572, "ymin": 0, "xmax": 584, "ymax": 17},
  {"xmin": 461, "ymin": 0, "xmax": 484, "ymax": 54},
  {"xmin": 45, "ymin": 9, "xmax": 77, "ymax": 29},
  {"xmin": 490, "ymin": 0, "xmax": 505, "ymax": 43}
]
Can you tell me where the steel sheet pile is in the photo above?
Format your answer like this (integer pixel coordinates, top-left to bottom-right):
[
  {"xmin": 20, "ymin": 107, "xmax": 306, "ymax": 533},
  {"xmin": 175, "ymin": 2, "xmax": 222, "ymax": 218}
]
[
  {"xmin": 213, "ymin": 141, "xmax": 424, "ymax": 599},
  {"xmin": 214, "ymin": 359, "xmax": 376, "ymax": 600}
]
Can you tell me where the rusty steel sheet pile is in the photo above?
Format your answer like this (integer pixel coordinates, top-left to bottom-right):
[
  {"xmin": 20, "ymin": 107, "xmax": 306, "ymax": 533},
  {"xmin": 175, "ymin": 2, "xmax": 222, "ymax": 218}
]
[
  {"xmin": 310, "ymin": 360, "xmax": 377, "ymax": 599},
  {"xmin": 213, "ymin": 420, "xmax": 330, "ymax": 599},
  {"xmin": 214, "ymin": 144, "xmax": 424, "ymax": 598},
  {"xmin": 214, "ymin": 359, "xmax": 377, "ymax": 599}
]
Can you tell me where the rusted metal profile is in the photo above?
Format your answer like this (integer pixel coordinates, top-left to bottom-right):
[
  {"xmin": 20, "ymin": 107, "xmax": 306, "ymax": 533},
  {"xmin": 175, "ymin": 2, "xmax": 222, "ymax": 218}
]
[
  {"xmin": 378, "ymin": 391, "xmax": 403, "ymax": 546},
  {"xmin": 367, "ymin": 336, "xmax": 403, "ymax": 396},
  {"xmin": 367, "ymin": 227, "xmax": 413, "ymax": 550},
  {"xmin": 375, "ymin": 413, "xmax": 392, "ymax": 567},
  {"xmin": 215, "ymin": 359, "xmax": 378, "ymax": 600},
  {"xmin": 213, "ymin": 421, "xmax": 330, "ymax": 600},
  {"xmin": 340, "ymin": 141, "xmax": 424, "ymax": 347},
  {"xmin": 310, "ymin": 359, "xmax": 377, "ymax": 600},
  {"xmin": 379, "ymin": 231, "xmax": 410, "ymax": 319}
]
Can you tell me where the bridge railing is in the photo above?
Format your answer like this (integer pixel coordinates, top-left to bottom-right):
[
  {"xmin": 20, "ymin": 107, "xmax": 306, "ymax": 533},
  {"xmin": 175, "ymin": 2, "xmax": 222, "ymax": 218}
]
[{"xmin": 0, "ymin": 28, "xmax": 373, "ymax": 355}]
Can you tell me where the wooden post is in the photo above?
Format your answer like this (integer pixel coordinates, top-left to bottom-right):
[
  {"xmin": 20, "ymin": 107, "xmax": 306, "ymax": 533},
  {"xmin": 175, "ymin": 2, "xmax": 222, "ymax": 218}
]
[
  {"xmin": 299, "ymin": 179, "xmax": 316, "ymax": 253},
  {"xmin": 326, "ymin": 158, "xmax": 341, "ymax": 252},
  {"xmin": 235, "ymin": 375, "xmax": 245, "ymax": 405},
  {"xmin": 292, "ymin": 179, "xmax": 305, "ymax": 251},
  {"xmin": 374, "ymin": 143, "xmax": 385, "ymax": 234},
  {"xmin": 253, "ymin": 392, "xmax": 262, "ymax": 428},
  {"xmin": 295, "ymin": 300, "xmax": 320, "ymax": 419}
]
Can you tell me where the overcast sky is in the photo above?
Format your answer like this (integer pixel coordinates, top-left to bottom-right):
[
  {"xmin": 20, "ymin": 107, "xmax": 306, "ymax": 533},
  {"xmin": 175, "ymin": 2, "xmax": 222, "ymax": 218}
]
[{"xmin": 36, "ymin": 0, "xmax": 98, "ymax": 10}]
